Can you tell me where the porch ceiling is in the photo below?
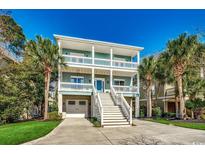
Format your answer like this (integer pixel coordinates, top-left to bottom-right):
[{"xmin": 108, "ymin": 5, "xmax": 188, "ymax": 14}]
[
  {"xmin": 54, "ymin": 34, "xmax": 143, "ymax": 57},
  {"xmin": 61, "ymin": 66, "xmax": 136, "ymax": 77}
]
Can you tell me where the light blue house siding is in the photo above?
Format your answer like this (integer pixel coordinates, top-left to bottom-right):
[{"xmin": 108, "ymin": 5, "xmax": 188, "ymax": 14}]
[
  {"xmin": 62, "ymin": 48, "xmax": 132, "ymax": 62},
  {"xmin": 62, "ymin": 72, "xmax": 92, "ymax": 83},
  {"xmin": 62, "ymin": 72, "xmax": 131, "ymax": 89}
]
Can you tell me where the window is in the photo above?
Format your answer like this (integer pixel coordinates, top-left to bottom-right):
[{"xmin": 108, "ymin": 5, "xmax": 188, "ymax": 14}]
[
  {"xmin": 114, "ymin": 79, "xmax": 125, "ymax": 86},
  {"xmin": 70, "ymin": 76, "xmax": 84, "ymax": 83},
  {"xmin": 68, "ymin": 101, "xmax": 75, "ymax": 105},
  {"xmin": 79, "ymin": 101, "xmax": 86, "ymax": 105}
]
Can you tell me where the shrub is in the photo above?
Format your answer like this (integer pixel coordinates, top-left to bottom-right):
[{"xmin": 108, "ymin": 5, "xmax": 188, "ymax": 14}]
[
  {"xmin": 185, "ymin": 99, "xmax": 205, "ymax": 119},
  {"xmin": 140, "ymin": 105, "xmax": 146, "ymax": 118},
  {"xmin": 162, "ymin": 112, "xmax": 176, "ymax": 119},
  {"xmin": 48, "ymin": 111, "xmax": 62, "ymax": 120},
  {"xmin": 152, "ymin": 106, "xmax": 162, "ymax": 118},
  {"xmin": 90, "ymin": 117, "xmax": 101, "ymax": 127},
  {"xmin": 49, "ymin": 101, "xmax": 58, "ymax": 112}
]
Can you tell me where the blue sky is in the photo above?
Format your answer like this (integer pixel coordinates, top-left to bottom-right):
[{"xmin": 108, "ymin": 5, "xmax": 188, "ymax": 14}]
[{"xmin": 12, "ymin": 9, "xmax": 205, "ymax": 58}]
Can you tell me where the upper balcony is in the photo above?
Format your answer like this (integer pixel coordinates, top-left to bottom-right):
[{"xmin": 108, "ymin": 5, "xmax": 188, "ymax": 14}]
[
  {"xmin": 54, "ymin": 34, "xmax": 143, "ymax": 71},
  {"xmin": 62, "ymin": 54, "xmax": 138, "ymax": 70}
]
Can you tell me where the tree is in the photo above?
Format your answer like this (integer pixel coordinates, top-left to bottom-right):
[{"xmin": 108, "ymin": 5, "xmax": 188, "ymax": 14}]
[
  {"xmin": 25, "ymin": 36, "xmax": 62, "ymax": 120},
  {"xmin": 186, "ymin": 99, "xmax": 205, "ymax": 119},
  {"xmin": 163, "ymin": 33, "xmax": 199, "ymax": 119},
  {"xmin": 139, "ymin": 56, "xmax": 157, "ymax": 117},
  {"xmin": 0, "ymin": 13, "xmax": 25, "ymax": 56},
  {"xmin": 0, "ymin": 60, "xmax": 44, "ymax": 123}
]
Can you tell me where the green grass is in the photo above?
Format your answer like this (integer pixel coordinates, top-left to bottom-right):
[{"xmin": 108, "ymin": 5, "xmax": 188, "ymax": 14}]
[
  {"xmin": 145, "ymin": 118, "xmax": 205, "ymax": 130},
  {"xmin": 0, "ymin": 120, "xmax": 61, "ymax": 145}
]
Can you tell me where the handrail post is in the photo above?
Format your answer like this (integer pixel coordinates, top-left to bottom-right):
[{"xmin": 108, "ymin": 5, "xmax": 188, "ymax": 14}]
[
  {"xmin": 101, "ymin": 108, "xmax": 103, "ymax": 126},
  {"xmin": 130, "ymin": 107, "xmax": 132, "ymax": 125}
]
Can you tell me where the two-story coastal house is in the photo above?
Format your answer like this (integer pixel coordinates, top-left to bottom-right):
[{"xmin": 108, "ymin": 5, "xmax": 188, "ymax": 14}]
[{"xmin": 55, "ymin": 34, "xmax": 143, "ymax": 127}]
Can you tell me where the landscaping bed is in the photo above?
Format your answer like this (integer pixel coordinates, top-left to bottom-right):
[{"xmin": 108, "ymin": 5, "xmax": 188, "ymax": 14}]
[
  {"xmin": 0, "ymin": 120, "xmax": 61, "ymax": 145},
  {"xmin": 144, "ymin": 118, "xmax": 205, "ymax": 131}
]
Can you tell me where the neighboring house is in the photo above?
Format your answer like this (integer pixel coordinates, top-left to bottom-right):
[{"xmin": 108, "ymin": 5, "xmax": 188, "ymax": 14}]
[
  {"xmin": 55, "ymin": 34, "xmax": 143, "ymax": 127},
  {"xmin": 140, "ymin": 66, "xmax": 205, "ymax": 118}
]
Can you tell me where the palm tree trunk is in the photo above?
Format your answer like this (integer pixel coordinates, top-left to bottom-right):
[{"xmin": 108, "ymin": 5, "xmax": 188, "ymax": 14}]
[
  {"xmin": 177, "ymin": 75, "xmax": 185, "ymax": 119},
  {"xmin": 147, "ymin": 85, "xmax": 152, "ymax": 117},
  {"xmin": 44, "ymin": 69, "xmax": 51, "ymax": 120}
]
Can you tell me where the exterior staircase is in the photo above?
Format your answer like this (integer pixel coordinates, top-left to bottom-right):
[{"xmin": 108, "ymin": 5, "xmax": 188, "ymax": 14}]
[{"xmin": 99, "ymin": 93, "xmax": 130, "ymax": 127}]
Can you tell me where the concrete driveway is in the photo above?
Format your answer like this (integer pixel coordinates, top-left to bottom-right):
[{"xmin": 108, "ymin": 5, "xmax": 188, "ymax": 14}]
[{"xmin": 24, "ymin": 118, "xmax": 205, "ymax": 145}]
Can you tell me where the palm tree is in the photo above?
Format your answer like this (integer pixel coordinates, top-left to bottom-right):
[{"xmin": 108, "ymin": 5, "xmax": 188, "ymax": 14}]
[
  {"xmin": 25, "ymin": 36, "xmax": 62, "ymax": 120},
  {"xmin": 163, "ymin": 33, "xmax": 198, "ymax": 119},
  {"xmin": 139, "ymin": 56, "xmax": 157, "ymax": 117}
]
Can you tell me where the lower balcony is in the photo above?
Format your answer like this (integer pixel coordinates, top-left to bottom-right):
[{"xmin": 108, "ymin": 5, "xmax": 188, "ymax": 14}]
[
  {"xmin": 60, "ymin": 82, "xmax": 93, "ymax": 93},
  {"xmin": 59, "ymin": 82, "xmax": 138, "ymax": 96}
]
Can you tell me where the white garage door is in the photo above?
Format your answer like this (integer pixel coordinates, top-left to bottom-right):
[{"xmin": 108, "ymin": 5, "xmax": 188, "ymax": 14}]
[{"xmin": 66, "ymin": 100, "xmax": 88, "ymax": 118}]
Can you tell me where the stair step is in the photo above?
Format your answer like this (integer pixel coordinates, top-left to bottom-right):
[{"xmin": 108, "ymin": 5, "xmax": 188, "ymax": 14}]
[
  {"xmin": 103, "ymin": 117, "xmax": 127, "ymax": 120},
  {"xmin": 103, "ymin": 119, "xmax": 128, "ymax": 122},
  {"xmin": 103, "ymin": 122, "xmax": 130, "ymax": 125},
  {"xmin": 103, "ymin": 115, "xmax": 125, "ymax": 117},
  {"xmin": 103, "ymin": 124, "xmax": 131, "ymax": 128},
  {"xmin": 103, "ymin": 105, "xmax": 121, "ymax": 108},
  {"xmin": 103, "ymin": 113, "xmax": 122, "ymax": 115},
  {"xmin": 104, "ymin": 111, "xmax": 122, "ymax": 113}
]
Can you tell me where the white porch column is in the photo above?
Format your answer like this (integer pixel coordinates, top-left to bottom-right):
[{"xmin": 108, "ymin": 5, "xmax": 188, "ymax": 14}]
[
  {"xmin": 92, "ymin": 45, "xmax": 95, "ymax": 65},
  {"xmin": 92, "ymin": 68, "xmax": 95, "ymax": 86},
  {"xmin": 110, "ymin": 48, "xmax": 113, "ymax": 67},
  {"xmin": 135, "ymin": 96, "xmax": 140, "ymax": 118},
  {"xmin": 137, "ymin": 51, "xmax": 140, "ymax": 65},
  {"xmin": 130, "ymin": 76, "xmax": 133, "ymax": 86},
  {"xmin": 58, "ymin": 41, "xmax": 61, "ymax": 91},
  {"xmin": 58, "ymin": 93, "xmax": 62, "ymax": 114},
  {"xmin": 110, "ymin": 69, "xmax": 113, "ymax": 88},
  {"xmin": 135, "ymin": 71, "xmax": 140, "ymax": 118}
]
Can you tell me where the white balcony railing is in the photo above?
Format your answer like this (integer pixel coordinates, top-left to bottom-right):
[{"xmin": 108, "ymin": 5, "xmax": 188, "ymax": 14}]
[
  {"xmin": 112, "ymin": 60, "xmax": 137, "ymax": 69},
  {"xmin": 60, "ymin": 82, "xmax": 93, "ymax": 92},
  {"xmin": 62, "ymin": 54, "xmax": 137, "ymax": 69},
  {"xmin": 113, "ymin": 85, "xmax": 138, "ymax": 94},
  {"xmin": 63, "ymin": 55, "xmax": 92, "ymax": 65}
]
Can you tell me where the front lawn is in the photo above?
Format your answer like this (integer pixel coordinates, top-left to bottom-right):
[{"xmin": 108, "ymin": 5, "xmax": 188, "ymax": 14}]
[
  {"xmin": 0, "ymin": 120, "xmax": 61, "ymax": 145},
  {"xmin": 145, "ymin": 118, "xmax": 205, "ymax": 131}
]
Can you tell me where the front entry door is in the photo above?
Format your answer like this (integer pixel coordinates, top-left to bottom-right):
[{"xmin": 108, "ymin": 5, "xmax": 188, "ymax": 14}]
[{"xmin": 95, "ymin": 79, "xmax": 104, "ymax": 92}]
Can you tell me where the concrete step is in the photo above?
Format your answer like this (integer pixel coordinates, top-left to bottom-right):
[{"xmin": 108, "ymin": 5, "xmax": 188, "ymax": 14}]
[
  {"xmin": 103, "ymin": 114, "xmax": 125, "ymax": 117},
  {"xmin": 103, "ymin": 112, "xmax": 122, "ymax": 115},
  {"xmin": 103, "ymin": 121, "xmax": 130, "ymax": 126},
  {"xmin": 103, "ymin": 124, "xmax": 131, "ymax": 128},
  {"xmin": 103, "ymin": 117, "xmax": 127, "ymax": 120},
  {"xmin": 103, "ymin": 110, "xmax": 122, "ymax": 112},
  {"xmin": 103, "ymin": 119, "xmax": 128, "ymax": 122},
  {"xmin": 103, "ymin": 105, "xmax": 121, "ymax": 108}
]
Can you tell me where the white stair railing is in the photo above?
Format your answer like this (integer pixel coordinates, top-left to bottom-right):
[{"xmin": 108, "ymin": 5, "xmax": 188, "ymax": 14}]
[
  {"xmin": 111, "ymin": 86, "xmax": 132, "ymax": 125},
  {"xmin": 93, "ymin": 86, "xmax": 103, "ymax": 126}
]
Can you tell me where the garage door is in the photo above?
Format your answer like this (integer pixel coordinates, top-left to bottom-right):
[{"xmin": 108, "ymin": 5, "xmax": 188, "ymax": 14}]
[{"xmin": 66, "ymin": 100, "xmax": 88, "ymax": 118}]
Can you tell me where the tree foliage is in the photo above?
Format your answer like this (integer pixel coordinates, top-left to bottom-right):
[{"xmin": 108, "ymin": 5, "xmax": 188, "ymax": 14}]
[
  {"xmin": 0, "ymin": 60, "xmax": 44, "ymax": 123},
  {"xmin": 0, "ymin": 14, "xmax": 25, "ymax": 55},
  {"xmin": 25, "ymin": 35, "xmax": 62, "ymax": 120}
]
